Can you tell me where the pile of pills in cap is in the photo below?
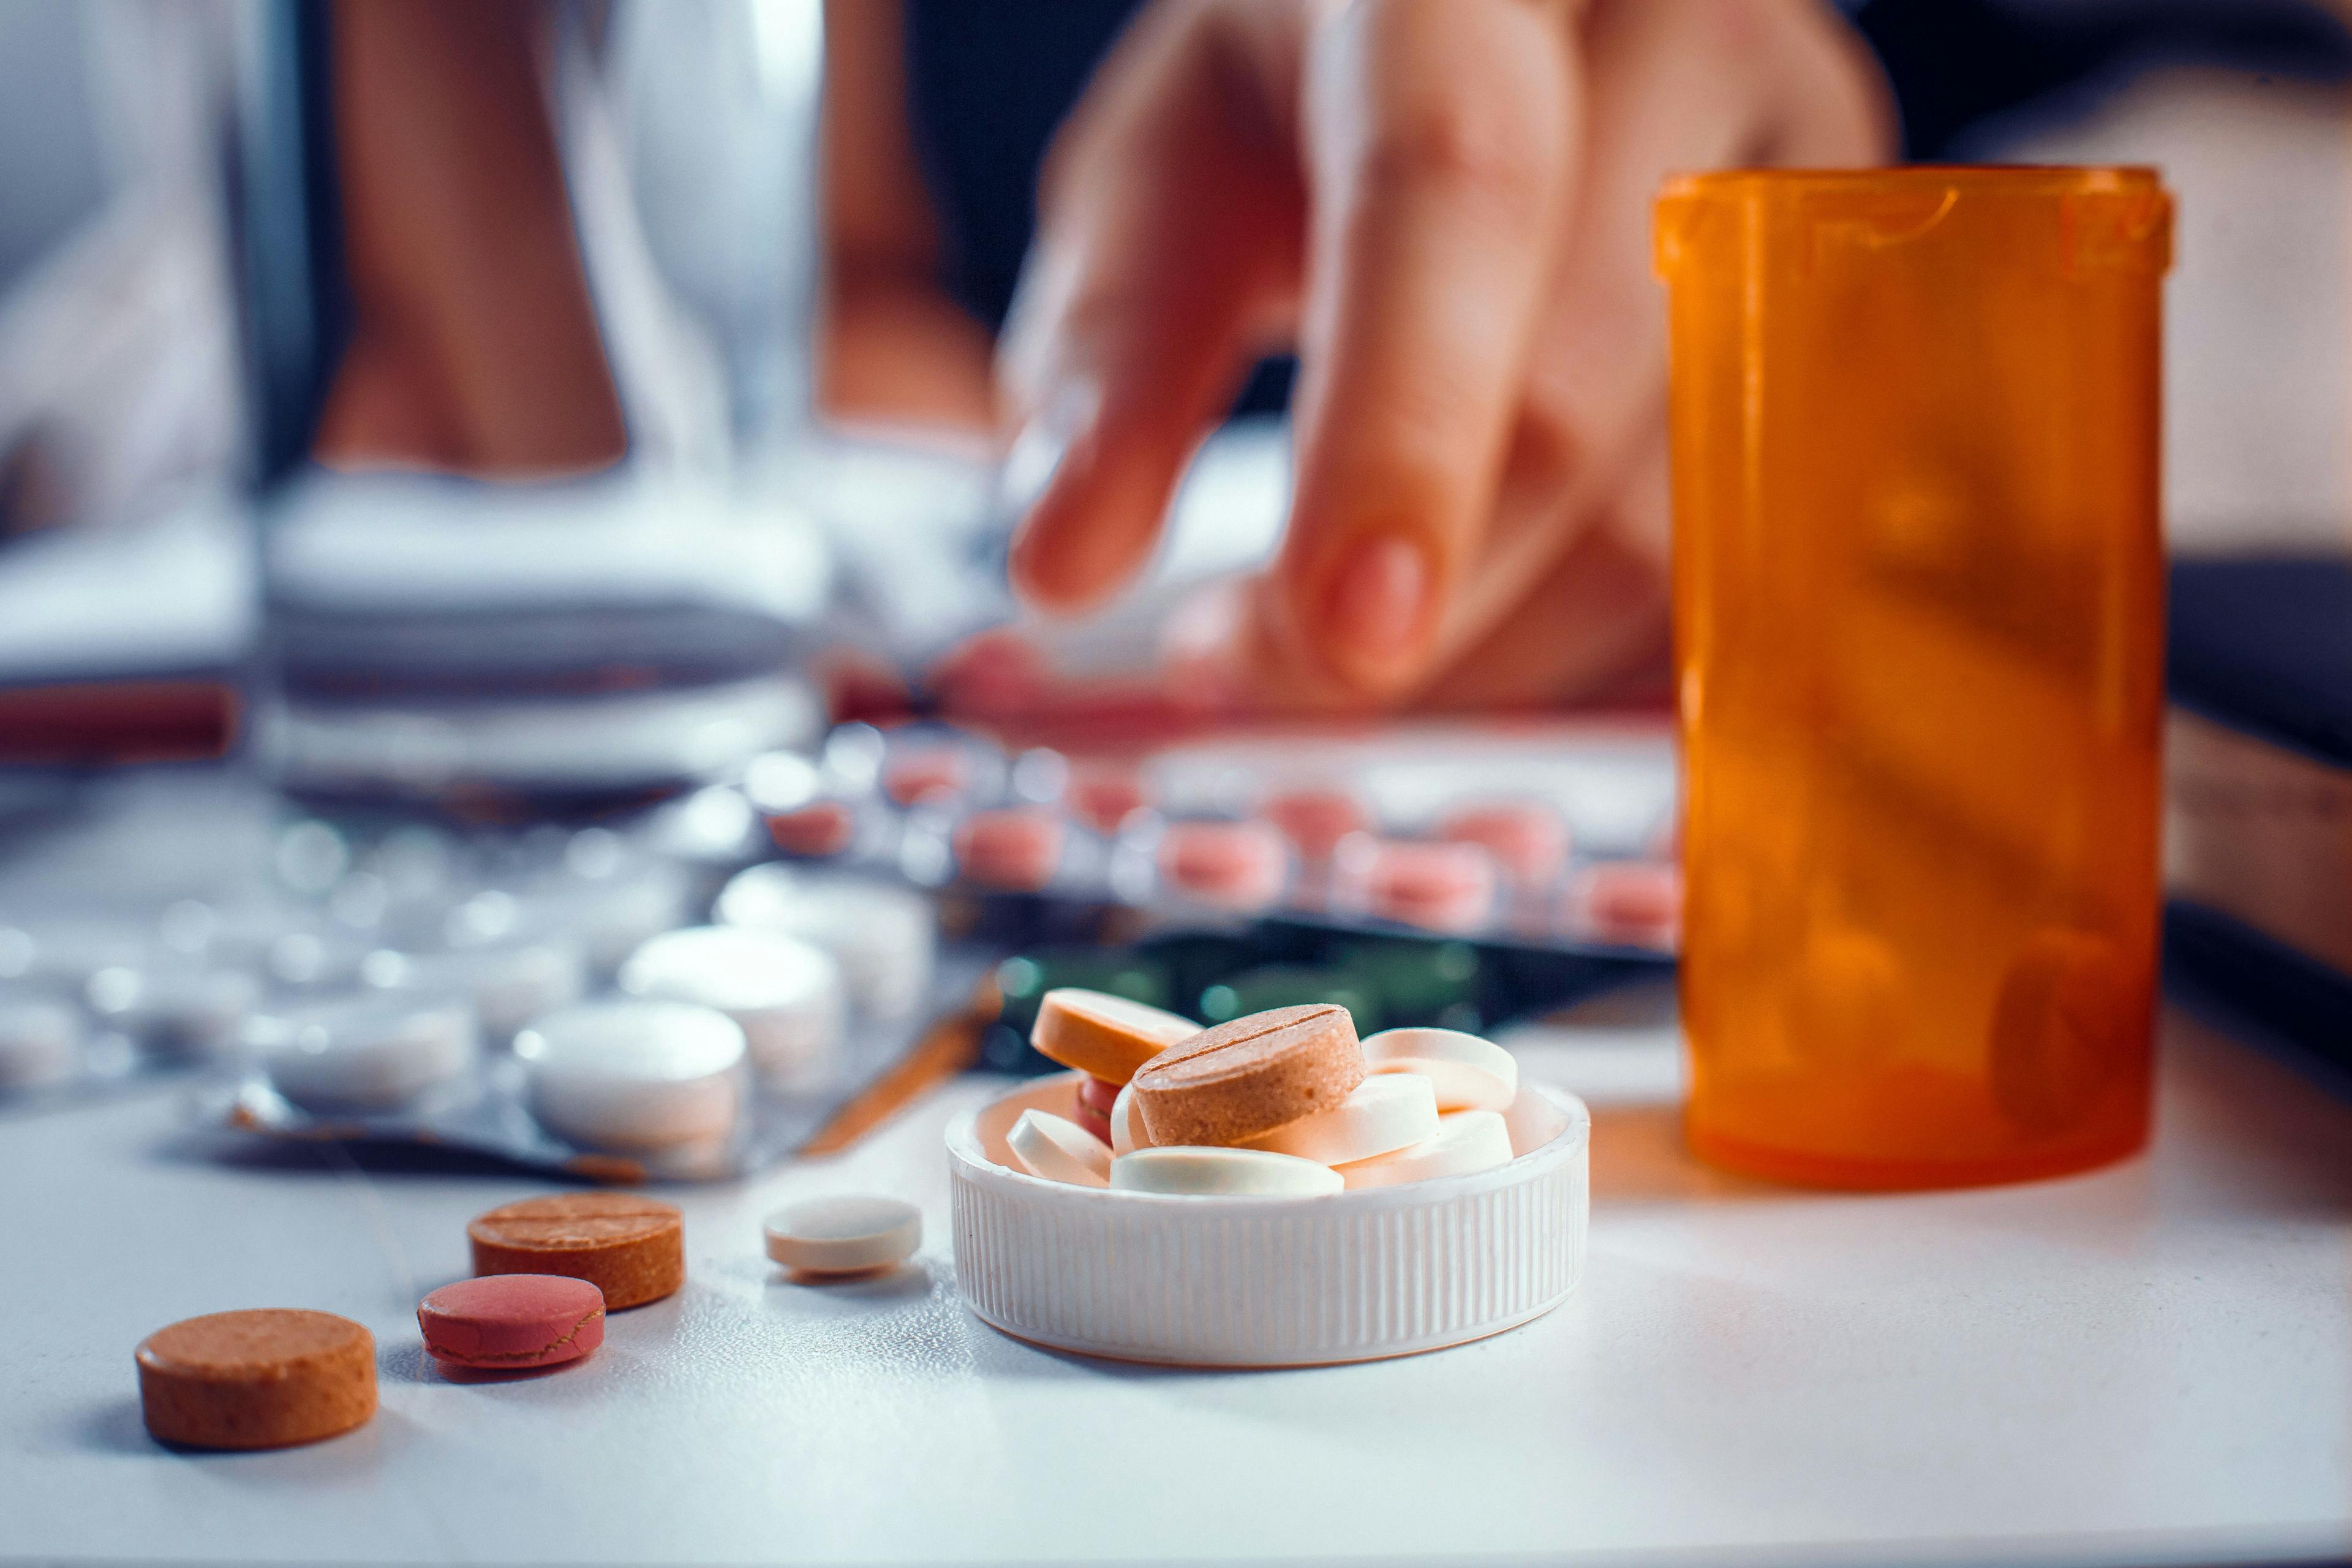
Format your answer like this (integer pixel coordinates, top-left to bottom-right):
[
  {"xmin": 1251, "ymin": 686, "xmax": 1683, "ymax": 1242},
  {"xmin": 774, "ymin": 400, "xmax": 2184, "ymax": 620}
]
[{"xmin": 1008, "ymin": 988, "xmax": 1520, "ymax": 1196}]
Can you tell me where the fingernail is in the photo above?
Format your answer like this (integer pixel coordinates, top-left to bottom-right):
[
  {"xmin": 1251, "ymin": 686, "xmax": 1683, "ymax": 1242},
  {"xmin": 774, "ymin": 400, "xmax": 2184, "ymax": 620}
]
[
  {"xmin": 1320, "ymin": 533, "xmax": 1433, "ymax": 681},
  {"xmin": 997, "ymin": 378, "xmax": 1099, "ymax": 527}
]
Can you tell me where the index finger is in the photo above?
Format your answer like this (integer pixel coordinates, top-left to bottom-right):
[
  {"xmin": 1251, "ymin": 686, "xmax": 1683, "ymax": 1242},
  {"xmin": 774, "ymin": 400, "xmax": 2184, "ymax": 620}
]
[{"xmin": 1273, "ymin": 0, "xmax": 1579, "ymax": 697}]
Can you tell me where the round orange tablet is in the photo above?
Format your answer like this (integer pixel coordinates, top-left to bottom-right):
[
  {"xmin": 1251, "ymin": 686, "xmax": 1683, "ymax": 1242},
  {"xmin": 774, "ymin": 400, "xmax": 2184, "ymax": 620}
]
[
  {"xmin": 469, "ymin": 1193, "xmax": 684, "ymax": 1310},
  {"xmin": 1131, "ymin": 1003, "xmax": 1366, "ymax": 1147},
  {"xmin": 137, "ymin": 1309, "xmax": 375, "ymax": 1450}
]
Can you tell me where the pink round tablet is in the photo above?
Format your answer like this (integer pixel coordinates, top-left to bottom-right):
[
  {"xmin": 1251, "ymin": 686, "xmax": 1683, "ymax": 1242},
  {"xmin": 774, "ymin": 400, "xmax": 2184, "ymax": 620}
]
[
  {"xmin": 418, "ymin": 1275, "xmax": 605, "ymax": 1370},
  {"xmin": 769, "ymin": 801, "xmax": 856, "ymax": 858},
  {"xmin": 1262, "ymin": 788, "xmax": 1366, "ymax": 864},
  {"xmin": 1575, "ymin": 861, "xmax": 1683, "ymax": 947},
  {"xmin": 954, "ymin": 807, "xmax": 1065, "ymax": 891},
  {"xmin": 1439, "ymin": 802, "xmax": 1569, "ymax": 884},
  {"xmin": 1076, "ymin": 1074, "xmax": 1120, "ymax": 1116},
  {"xmin": 883, "ymin": 746, "xmax": 970, "ymax": 807},
  {"xmin": 1068, "ymin": 763, "xmax": 1147, "ymax": 835},
  {"xmin": 1360, "ymin": 840, "xmax": 1496, "ymax": 932},
  {"xmin": 1071, "ymin": 1100, "xmax": 1114, "ymax": 1145},
  {"xmin": 1159, "ymin": 820, "xmax": 1288, "ymax": 910}
]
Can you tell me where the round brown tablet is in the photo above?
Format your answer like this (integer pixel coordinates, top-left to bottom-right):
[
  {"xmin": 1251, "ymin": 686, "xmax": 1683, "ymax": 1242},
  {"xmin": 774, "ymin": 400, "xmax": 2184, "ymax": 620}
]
[
  {"xmin": 137, "ymin": 1310, "xmax": 375, "ymax": 1450},
  {"xmin": 1131, "ymin": 1003, "xmax": 1366, "ymax": 1147},
  {"xmin": 1030, "ymin": 989, "xmax": 1199, "ymax": 1085},
  {"xmin": 468, "ymin": 1193, "xmax": 684, "ymax": 1310}
]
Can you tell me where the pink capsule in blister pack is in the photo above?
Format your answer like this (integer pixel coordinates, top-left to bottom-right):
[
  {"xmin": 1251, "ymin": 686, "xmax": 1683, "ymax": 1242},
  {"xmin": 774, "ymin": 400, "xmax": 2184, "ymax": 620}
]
[{"xmin": 747, "ymin": 717, "xmax": 1682, "ymax": 958}]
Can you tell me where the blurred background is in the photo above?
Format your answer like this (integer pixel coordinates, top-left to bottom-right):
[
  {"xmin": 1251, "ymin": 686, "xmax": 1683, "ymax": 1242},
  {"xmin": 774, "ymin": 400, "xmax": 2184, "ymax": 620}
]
[
  {"xmin": 0, "ymin": 0, "xmax": 2346, "ymax": 1144},
  {"xmin": 0, "ymin": 0, "xmax": 2343, "ymax": 776}
]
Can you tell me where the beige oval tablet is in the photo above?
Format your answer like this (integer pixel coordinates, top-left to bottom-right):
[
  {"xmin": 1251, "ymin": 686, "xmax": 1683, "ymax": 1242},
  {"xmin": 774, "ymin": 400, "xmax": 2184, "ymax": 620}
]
[{"xmin": 764, "ymin": 1195, "xmax": 921, "ymax": 1275}]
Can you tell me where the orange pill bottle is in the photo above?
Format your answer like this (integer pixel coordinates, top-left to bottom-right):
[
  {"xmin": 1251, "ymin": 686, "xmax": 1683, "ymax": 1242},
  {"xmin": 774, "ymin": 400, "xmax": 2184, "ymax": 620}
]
[{"xmin": 1654, "ymin": 168, "xmax": 2174, "ymax": 1188}]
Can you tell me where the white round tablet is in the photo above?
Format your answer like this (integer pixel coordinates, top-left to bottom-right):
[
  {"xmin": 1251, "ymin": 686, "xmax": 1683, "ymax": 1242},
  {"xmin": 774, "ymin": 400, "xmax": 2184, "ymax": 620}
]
[
  {"xmin": 716, "ymin": 864, "xmax": 935, "ymax": 1022},
  {"xmin": 545, "ymin": 861, "xmax": 695, "ymax": 975},
  {"xmin": 619, "ymin": 926, "xmax": 846, "ymax": 1090},
  {"xmin": 1335, "ymin": 1109, "xmax": 1515, "ymax": 1190},
  {"xmin": 8, "ymin": 918, "xmax": 148, "ymax": 986},
  {"xmin": 1109, "ymin": 1147, "xmax": 1344, "ymax": 1197},
  {"xmin": 0, "ymin": 1000, "xmax": 80, "ymax": 1091},
  {"xmin": 1244, "ymin": 1072, "xmax": 1439, "ymax": 1165},
  {"xmin": 370, "ymin": 935, "xmax": 587, "ymax": 1044},
  {"xmin": 1107, "ymin": 1078, "xmax": 1148, "ymax": 1156},
  {"xmin": 764, "ymin": 1195, "xmax": 922, "ymax": 1275},
  {"xmin": 1006, "ymin": 1109, "xmax": 1112, "ymax": 1188},
  {"xmin": 1360, "ymin": 1027, "xmax": 1520, "ymax": 1113},
  {"xmin": 514, "ymin": 1000, "xmax": 746, "ymax": 1153},
  {"xmin": 250, "ymin": 995, "xmax": 479, "ymax": 1114},
  {"xmin": 86, "ymin": 963, "xmax": 260, "ymax": 1060}
]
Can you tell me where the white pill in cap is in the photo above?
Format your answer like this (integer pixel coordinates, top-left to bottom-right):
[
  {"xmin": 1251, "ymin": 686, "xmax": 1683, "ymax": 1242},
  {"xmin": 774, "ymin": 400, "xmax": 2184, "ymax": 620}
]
[
  {"xmin": 1007, "ymin": 1109, "xmax": 1112, "ymax": 1188},
  {"xmin": 764, "ymin": 1195, "xmax": 922, "ymax": 1275},
  {"xmin": 620, "ymin": 925, "xmax": 846, "ymax": 1090},
  {"xmin": 0, "ymin": 1000, "xmax": 80, "ymax": 1091},
  {"xmin": 1335, "ymin": 1109, "xmax": 1515, "ymax": 1189},
  {"xmin": 1109, "ymin": 1147, "xmax": 1343, "ymax": 1197},
  {"xmin": 516, "ymin": 999, "xmax": 746, "ymax": 1153},
  {"xmin": 250, "ymin": 995, "xmax": 478, "ymax": 1114},
  {"xmin": 1108, "ymin": 1078, "xmax": 1149, "ymax": 1156},
  {"xmin": 1360, "ymin": 1027, "xmax": 1519, "ymax": 1113},
  {"xmin": 1244, "ymin": 1071, "xmax": 1439, "ymax": 1166}
]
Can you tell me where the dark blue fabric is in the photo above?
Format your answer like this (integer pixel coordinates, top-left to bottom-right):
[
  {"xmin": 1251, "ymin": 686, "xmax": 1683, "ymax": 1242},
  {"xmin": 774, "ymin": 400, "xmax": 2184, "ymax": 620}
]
[
  {"xmin": 2169, "ymin": 557, "xmax": 2352, "ymax": 771},
  {"xmin": 1853, "ymin": 0, "xmax": 2352, "ymax": 159}
]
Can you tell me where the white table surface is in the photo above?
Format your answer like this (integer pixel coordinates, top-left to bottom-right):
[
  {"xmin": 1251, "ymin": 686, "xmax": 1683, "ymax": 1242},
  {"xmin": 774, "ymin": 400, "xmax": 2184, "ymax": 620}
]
[{"xmin": 5, "ymin": 1004, "xmax": 2347, "ymax": 1567}]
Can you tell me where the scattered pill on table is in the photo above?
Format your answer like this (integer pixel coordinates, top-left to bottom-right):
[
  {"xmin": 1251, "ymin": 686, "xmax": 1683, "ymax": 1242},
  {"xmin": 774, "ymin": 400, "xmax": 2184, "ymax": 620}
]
[
  {"xmin": 763, "ymin": 1195, "xmax": 922, "ymax": 1276},
  {"xmin": 1362, "ymin": 1027, "xmax": 1520, "ymax": 1114},
  {"xmin": 1335, "ymin": 1109, "xmax": 1517, "ymax": 1189},
  {"xmin": 135, "ymin": 1309, "xmax": 375, "ymax": 1450},
  {"xmin": 1131, "ymin": 1003, "xmax": 1364, "ymax": 1148},
  {"xmin": 1109, "ymin": 1146, "xmax": 1345, "ymax": 1197},
  {"xmin": 469, "ymin": 1193, "xmax": 686, "ymax": 1310},
  {"xmin": 1008, "ymin": 1109, "xmax": 1114, "ymax": 1188},
  {"xmin": 418, "ymin": 1275, "xmax": 605, "ymax": 1370},
  {"xmin": 1028, "ymin": 988, "xmax": 1198, "ymax": 1085},
  {"xmin": 1244, "ymin": 1071, "xmax": 1440, "ymax": 1166}
]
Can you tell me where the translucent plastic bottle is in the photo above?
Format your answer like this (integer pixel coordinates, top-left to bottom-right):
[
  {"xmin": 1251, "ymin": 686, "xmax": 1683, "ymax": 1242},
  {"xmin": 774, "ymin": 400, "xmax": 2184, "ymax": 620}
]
[{"xmin": 1655, "ymin": 168, "xmax": 2173, "ymax": 1188}]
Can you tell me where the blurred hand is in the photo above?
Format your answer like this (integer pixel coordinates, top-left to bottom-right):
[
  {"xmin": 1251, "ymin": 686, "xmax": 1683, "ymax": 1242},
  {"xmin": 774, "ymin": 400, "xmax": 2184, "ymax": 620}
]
[{"xmin": 1000, "ymin": 0, "xmax": 1890, "ymax": 709}]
